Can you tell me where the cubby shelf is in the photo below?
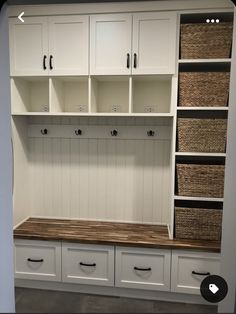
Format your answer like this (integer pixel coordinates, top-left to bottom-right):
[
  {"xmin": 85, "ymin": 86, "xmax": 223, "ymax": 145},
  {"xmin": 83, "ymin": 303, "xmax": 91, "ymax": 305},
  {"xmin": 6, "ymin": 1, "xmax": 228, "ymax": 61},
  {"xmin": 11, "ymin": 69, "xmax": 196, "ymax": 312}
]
[
  {"xmin": 178, "ymin": 59, "xmax": 231, "ymax": 63},
  {"xmin": 174, "ymin": 196, "xmax": 224, "ymax": 202},
  {"xmin": 175, "ymin": 152, "xmax": 226, "ymax": 157},
  {"xmin": 177, "ymin": 107, "xmax": 229, "ymax": 111},
  {"xmin": 11, "ymin": 112, "xmax": 174, "ymax": 117}
]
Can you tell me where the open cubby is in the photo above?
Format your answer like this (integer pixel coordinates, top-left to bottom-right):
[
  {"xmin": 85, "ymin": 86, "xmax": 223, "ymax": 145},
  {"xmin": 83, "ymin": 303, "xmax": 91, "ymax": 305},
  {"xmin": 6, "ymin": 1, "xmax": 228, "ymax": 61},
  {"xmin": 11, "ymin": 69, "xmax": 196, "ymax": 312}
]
[
  {"xmin": 51, "ymin": 77, "xmax": 89, "ymax": 113},
  {"xmin": 90, "ymin": 76, "xmax": 129, "ymax": 113},
  {"xmin": 132, "ymin": 76, "xmax": 172, "ymax": 113},
  {"xmin": 11, "ymin": 77, "xmax": 49, "ymax": 113}
]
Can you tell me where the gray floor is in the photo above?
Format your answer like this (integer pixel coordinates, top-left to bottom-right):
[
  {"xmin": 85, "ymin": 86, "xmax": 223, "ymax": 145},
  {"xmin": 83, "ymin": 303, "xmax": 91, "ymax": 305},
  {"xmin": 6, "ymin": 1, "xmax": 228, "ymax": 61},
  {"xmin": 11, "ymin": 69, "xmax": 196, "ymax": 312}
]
[{"xmin": 15, "ymin": 287, "xmax": 217, "ymax": 313}]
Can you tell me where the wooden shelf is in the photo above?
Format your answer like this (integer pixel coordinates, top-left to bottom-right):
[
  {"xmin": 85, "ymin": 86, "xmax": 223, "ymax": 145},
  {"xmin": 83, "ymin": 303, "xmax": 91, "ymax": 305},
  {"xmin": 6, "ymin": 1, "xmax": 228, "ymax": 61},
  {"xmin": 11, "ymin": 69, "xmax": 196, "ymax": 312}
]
[
  {"xmin": 174, "ymin": 196, "xmax": 224, "ymax": 202},
  {"xmin": 14, "ymin": 217, "xmax": 221, "ymax": 252}
]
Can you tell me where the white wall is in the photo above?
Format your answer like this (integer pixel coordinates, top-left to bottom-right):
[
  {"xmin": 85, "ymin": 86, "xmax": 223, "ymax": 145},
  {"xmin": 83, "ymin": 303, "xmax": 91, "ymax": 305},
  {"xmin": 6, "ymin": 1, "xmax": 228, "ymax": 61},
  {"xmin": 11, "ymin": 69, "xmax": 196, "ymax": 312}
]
[
  {"xmin": 218, "ymin": 5, "xmax": 236, "ymax": 314},
  {"xmin": 0, "ymin": 3, "xmax": 15, "ymax": 313}
]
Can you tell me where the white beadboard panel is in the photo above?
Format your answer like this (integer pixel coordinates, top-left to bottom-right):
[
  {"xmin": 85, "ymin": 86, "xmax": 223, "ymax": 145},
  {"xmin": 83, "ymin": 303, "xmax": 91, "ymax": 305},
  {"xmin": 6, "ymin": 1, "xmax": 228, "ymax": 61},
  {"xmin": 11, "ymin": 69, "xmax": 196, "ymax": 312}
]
[
  {"xmin": 28, "ymin": 116, "xmax": 172, "ymax": 126},
  {"xmin": 28, "ymin": 124, "xmax": 171, "ymax": 141},
  {"xmin": 28, "ymin": 137, "xmax": 171, "ymax": 224}
]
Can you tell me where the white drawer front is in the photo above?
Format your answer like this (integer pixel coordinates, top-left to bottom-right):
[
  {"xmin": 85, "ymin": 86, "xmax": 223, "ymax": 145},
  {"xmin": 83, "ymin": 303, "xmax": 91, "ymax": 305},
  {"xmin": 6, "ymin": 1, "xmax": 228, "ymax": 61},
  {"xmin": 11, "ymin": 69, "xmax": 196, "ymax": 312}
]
[
  {"xmin": 115, "ymin": 247, "xmax": 171, "ymax": 291},
  {"xmin": 15, "ymin": 239, "xmax": 62, "ymax": 281},
  {"xmin": 171, "ymin": 250, "xmax": 221, "ymax": 294},
  {"xmin": 62, "ymin": 243, "xmax": 114, "ymax": 286}
]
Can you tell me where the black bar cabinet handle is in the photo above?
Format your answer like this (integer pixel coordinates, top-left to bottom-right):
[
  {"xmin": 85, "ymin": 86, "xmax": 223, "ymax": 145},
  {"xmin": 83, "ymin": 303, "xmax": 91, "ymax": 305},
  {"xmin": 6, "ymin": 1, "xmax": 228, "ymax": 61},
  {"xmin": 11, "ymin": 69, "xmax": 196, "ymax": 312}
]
[
  {"xmin": 43, "ymin": 55, "xmax": 47, "ymax": 70},
  {"xmin": 134, "ymin": 53, "xmax": 137, "ymax": 68},
  {"xmin": 192, "ymin": 271, "xmax": 211, "ymax": 276},
  {"xmin": 134, "ymin": 266, "xmax": 151, "ymax": 272},
  {"xmin": 27, "ymin": 258, "xmax": 44, "ymax": 263},
  {"xmin": 80, "ymin": 262, "xmax": 96, "ymax": 267},
  {"xmin": 127, "ymin": 53, "xmax": 130, "ymax": 68},
  {"xmin": 49, "ymin": 55, "xmax": 53, "ymax": 70}
]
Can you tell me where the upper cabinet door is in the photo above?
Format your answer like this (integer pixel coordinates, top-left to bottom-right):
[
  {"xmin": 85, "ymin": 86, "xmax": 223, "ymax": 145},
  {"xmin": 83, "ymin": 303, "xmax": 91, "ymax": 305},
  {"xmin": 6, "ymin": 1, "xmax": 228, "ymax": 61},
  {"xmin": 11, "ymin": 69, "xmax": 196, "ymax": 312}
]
[
  {"xmin": 90, "ymin": 14, "xmax": 132, "ymax": 75},
  {"xmin": 48, "ymin": 16, "xmax": 89, "ymax": 76},
  {"xmin": 132, "ymin": 12, "xmax": 177, "ymax": 75},
  {"xmin": 9, "ymin": 17, "xmax": 48, "ymax": 76}
]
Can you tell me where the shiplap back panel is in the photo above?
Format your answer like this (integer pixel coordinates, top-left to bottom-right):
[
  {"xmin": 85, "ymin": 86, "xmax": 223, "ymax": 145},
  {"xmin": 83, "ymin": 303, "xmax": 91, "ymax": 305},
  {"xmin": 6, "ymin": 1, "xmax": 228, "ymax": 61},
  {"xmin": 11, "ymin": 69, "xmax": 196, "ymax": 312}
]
[
  {"xmin": 22, "ymin": 116, "xmax": 172, "ymax": 224},
  {"xmin": 28, "ymin": 136, "xmax": 171, "ymax": 224}
]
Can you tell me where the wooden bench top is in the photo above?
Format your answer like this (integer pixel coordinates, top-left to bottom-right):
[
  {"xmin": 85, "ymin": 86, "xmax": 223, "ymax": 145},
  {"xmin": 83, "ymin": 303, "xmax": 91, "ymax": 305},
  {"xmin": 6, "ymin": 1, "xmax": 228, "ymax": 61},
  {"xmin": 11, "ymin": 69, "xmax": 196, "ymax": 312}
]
[{"xmin": 14, "ymin": 218, "xmax": 221, "ymax": 253}]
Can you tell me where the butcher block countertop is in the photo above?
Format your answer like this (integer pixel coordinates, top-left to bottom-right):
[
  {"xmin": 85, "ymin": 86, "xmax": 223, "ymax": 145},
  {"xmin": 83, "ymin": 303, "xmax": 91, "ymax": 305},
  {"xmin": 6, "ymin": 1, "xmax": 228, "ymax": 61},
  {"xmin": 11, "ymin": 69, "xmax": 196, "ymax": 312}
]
[{"xmin": 14, "ymin": 218, "xmax": 221, "ymax": 253}]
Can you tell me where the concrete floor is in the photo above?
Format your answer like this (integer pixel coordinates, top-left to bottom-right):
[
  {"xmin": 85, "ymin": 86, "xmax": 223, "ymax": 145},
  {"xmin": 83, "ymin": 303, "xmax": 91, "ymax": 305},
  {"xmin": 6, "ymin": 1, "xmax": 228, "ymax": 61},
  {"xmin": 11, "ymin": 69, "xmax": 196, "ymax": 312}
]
[{"xmin": 15, "ymin": 287, "xmax": 217, "ymax": 313}]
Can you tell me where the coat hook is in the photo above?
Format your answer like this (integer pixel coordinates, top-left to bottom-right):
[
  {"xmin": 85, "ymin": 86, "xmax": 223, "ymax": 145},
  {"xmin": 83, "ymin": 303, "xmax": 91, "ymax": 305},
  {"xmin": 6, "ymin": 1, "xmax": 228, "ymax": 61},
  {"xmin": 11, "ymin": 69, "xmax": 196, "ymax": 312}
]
[
  {"xmin": 111, "ymin": 129, "xmax": 118, "ymax": 137},
  {"xmin": 147, "ymin": 130, "xmax": 155, "ymax": 137},
  {"xmin": 41, "ymin": 128, "xmax": 48, "ymax": 135},
  {"xmin": 75, "ymin": 129, "xmax": 82, "ymax": 136}
]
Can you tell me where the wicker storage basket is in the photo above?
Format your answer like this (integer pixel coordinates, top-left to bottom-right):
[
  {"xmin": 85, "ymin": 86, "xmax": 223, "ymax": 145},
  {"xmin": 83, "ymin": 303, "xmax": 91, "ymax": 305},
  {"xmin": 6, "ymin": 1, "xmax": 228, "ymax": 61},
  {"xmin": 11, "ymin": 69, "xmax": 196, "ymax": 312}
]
[
  {"xmin": 177, "ymin": 118, "xmax": 227, "ymax": 153},
  {"xmin": 175, "ymin": 207, "xmax": 222, "ymax": 241},
  {"xmin": 179, "ymin": 72, "xmax": 230, "ymax": 107},
  {"xmin": 180, "ymin": 22, "xmax": 233, "ymax": 59},
  {"xmin": 176, "ymin": 164, "xmax": 225, "ymax": 198}
]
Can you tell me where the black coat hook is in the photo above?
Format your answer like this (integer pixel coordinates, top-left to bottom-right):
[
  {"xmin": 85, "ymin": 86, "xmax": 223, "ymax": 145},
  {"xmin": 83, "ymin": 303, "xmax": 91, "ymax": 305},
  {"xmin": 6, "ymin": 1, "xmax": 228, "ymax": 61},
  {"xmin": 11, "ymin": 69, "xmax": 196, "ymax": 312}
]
[
  {"xmin": 147, "ymin": 130, "xmax": 155, "ymax": 137},
  {"xmin": 111, "ymin": 129, "xmax": 118, "ymax": 137},
  {"xmin": 75, "ymin": 129, "xmax": 82, "ymax": 136},
  {"xmin": 41, "ymin": 129, "xmax": 48, "ymax": 135}
]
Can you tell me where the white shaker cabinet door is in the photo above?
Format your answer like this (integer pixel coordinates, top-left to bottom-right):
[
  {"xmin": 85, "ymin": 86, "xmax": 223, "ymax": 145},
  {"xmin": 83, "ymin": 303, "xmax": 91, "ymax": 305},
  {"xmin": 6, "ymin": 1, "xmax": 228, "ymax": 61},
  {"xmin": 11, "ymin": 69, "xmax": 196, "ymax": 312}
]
[
  {"xmin": 48, "ymin": 15, "xmax": 89, "ymax": 75},
  {"xmin": 132, "ymin": 12, "xmax": 177, "ymax": 75},
  {"xmin": 90, "ymin": 14, "xmax": 132, "ymax": 75},
  {"xmin": 9, "ymin": 17, "xmax": 48, "ymax": 76}
]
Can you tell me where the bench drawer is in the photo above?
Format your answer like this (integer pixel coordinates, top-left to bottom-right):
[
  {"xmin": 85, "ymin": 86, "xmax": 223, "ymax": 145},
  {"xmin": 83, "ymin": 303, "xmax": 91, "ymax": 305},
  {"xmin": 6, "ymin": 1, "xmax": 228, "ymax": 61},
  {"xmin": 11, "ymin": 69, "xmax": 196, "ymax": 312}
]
[
  {"xmin": 171, "ymin": 250, "xmax": 221, "ymax": 294},
  {"xmin": 62, "ymin": 243, "xmax": 114, "ymax": 286},
  {"xmin": 115, "ymin": 246, "xmax": 171, "ymax": 291},
  {"xmin": 14, "ymin": 239, "xmax": 62, "ymax": 281}
]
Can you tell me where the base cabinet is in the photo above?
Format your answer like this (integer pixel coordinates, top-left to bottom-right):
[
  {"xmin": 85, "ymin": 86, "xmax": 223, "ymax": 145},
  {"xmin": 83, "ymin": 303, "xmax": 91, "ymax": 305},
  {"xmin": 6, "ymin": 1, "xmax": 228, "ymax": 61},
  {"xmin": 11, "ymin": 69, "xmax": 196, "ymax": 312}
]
[
  {"xmin": 14, "ymin": 239, "xmax": 62, "ymax": 281},
  {"xmin": 14, "ymin": 240, "xmax": 221, "ymax": 296},
  {"xmin": 62, "ymin": 243, "xmax": 114, "ymax": 286},
  {"xmin": 171, "ymin": 251, "xmax": 221, "ymax": 295},
  {"xmin": 115, "ymin": 247, "xmax": 171, "ymax": 291}
]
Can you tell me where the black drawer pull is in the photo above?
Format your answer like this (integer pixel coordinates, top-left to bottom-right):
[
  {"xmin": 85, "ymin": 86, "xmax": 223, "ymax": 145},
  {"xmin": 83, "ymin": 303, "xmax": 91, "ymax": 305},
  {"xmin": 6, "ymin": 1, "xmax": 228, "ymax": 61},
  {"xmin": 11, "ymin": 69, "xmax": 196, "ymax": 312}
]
[
  {"xmin": 27, "ymin": 258, "xmax": 44, "ymax": 263},
  {"xmin": 192, "ymin": 271, "xmax": 211, "ymax": 276},
  {"xmin": 134, "ymin": 266, "xmax": 151, "ymax": 272},
  {"xmin": 43, "ymin": 55, "xmax": 47, "ymax": 70},
  {"xmin": 80, "ymin": 262, "xmax": 96, "ymax": 267}
]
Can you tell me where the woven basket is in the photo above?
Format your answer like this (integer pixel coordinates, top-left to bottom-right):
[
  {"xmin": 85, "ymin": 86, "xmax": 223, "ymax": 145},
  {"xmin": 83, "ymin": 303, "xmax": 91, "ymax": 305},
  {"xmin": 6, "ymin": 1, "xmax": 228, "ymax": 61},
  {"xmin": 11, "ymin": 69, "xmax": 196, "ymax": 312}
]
[
  {"xmin": 176, "ymin": 164, "xmax": 225, "ymax": 198},
  {"xmin": 175, "ymin": 207, "xmax": 222, "ymax": 241},
  {"xmin": 180, "ymin": 22, "xmax": 233, "ymax": 59},
  {"xmin": 177, "ymin": 118, "xmax": 227, "ymax": 153},
  {"xmin": 179, "ymin": 72, "xmax": 230, "ymax": 107}
]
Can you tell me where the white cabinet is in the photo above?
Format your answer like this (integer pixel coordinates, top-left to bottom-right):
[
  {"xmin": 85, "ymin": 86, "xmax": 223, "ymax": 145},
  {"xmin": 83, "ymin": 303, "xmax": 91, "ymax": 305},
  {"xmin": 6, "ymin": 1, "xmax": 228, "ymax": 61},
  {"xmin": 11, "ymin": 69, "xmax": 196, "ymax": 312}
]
[
  {"xmin": 132, "ymin": 12, "xmax": 177, "ymax": 74},
  {"xmin": 90, "ymin": 14, "xmax": 132, "ymax": 75},
  {"xmin": 9, "ymin": 17, "xmax": 48, "ymax": 76},
  {"xmin": 48, "ymin": 16, "xmax": 88, "ymax": 75},
  {"xmin": 90, "ymin": 12, "xmax": 177, "ymax": 75},
  {"xmin": 14, "ymin": 239, "xmax": 62, "ymax": 281},
  {"xmin": 115, "ymin": 246, "xmax": 171, "ymax": 291},
  {"xmin": 62, "ymin": 243, "xmax": 115, "ymax": 286},
  {"xmin": 171, "ymin": 251, "xmax": 221, "ymax": 295},
  {"xmin": 9, "ymin": 15, "xmax": 89, "ymax": 76}
]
